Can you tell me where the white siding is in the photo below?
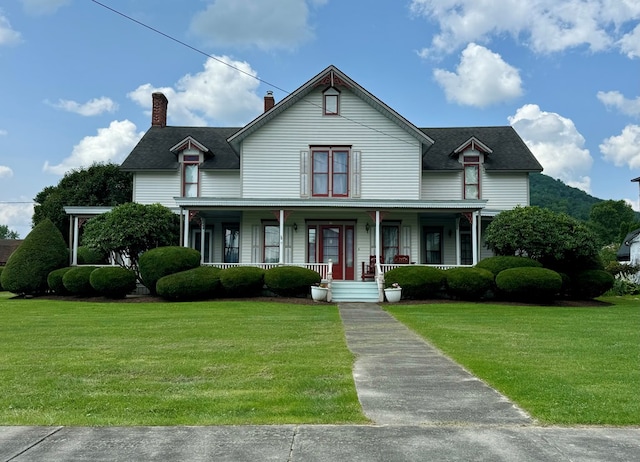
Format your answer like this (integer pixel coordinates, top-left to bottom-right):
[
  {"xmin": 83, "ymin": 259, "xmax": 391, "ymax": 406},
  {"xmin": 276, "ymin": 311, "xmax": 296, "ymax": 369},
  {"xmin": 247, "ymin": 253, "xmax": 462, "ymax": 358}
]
[
  {"xmin": 482, "ymin": 172, "xmax": 529, "ymax": 210},
  {"xmin": 200, "ymin": 170, "xmax": 240, "ymax": 197},
  {"xmin": 421, "ymin": 172, "xmax": 462, "ymax": 200},
  {"xmin": 241, "ymin": 89, "xmax": 422, "ymax": 200},
  {"xmin": 133, "ymin": 172, "xmax": 180, "ymax": 207}
]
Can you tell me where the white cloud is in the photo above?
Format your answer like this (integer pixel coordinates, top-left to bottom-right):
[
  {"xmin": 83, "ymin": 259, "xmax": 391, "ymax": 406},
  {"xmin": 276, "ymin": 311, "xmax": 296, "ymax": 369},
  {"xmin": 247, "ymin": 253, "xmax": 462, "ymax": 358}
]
[
  {"xmin": 433, "ymin": 43, "xmax": 522, "ymax": 107},
  {"xmin": 42, "ymin": 120, "xmax": 144, "ymax": 175},
  {"xmin": 128, "ymin": 56, "xmax": 262, "ymax": 126},
  {"xmin": 47, "ymin": 97, "xmax": 119, "ymax": 116},
  {"xmin": 0, "ymin": 13, "xmax": 21, "ymax": 45},
  {"xmin": 597, "ymin": 91, "xmax": 640, "ymax": 117},
  {"xmin": 619, "ymin": 23, "xmax": 640, "ymax": 58},
  {"xmin": 410, "ymin": 0, "xmax": 640, "ymax": 56},
  {"xmin": 509, "ymin": 104, "xmax": 593, "ymax": 192},
  {"xmin": 600, "ymin": 125, "xmax": 640, "ymax": 169},
  {"xmin": 0, "ymin": 201, "xmax": 34, "ymax": 239},
  {"xmin": 0, "ymin": 166, "xmax": 13, "ymax": 178},
  {"xmin": 190, "ymin": 0, "xmax": 323, "ymax": 50},
  {"xmin": 20, "ymin": 0, "xmax": 70, "ymax": 15}
]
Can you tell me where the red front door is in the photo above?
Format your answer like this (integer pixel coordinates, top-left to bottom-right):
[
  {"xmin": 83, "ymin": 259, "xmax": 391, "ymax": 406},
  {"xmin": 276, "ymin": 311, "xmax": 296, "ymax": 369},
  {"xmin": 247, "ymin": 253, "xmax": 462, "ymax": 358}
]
[{"xmin": 319, "ymin": 225, "xmax": 354, "ymax": 280}]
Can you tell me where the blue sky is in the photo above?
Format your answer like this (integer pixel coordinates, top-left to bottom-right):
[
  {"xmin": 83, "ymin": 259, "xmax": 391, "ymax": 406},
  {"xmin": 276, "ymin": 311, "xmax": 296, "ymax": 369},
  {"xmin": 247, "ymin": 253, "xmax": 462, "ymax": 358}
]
[{"xmin": 1, "ymin": 0, "xmax": 639, "ymax": 238}]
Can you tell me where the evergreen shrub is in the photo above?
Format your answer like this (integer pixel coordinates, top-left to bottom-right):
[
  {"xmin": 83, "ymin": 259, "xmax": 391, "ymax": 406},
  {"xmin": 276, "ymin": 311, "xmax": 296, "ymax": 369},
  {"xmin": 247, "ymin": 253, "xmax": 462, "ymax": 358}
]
[
  {"xmin": 384, "ymin": 266, "xmax": 445, "ymax": 299},
  {"xmin": 77, "ymin": 246, "xmax": 108, "ymax": 265},
  {"xmin": 445, "ymin": 267, "xmax": 494, "ymax": 301},
  {"xmin": 219, "ymin": 266, "xmax": 265, "ymax": 297},
  {"xmin": 47, "ymin": 267, "xmax": 74, "ymax": 295},
  {"xmin": 138, "ymin": 246, "xmax": 201, "ymax": 294},
  {"xmin": 264, "ymin": 266, "xmax": 321, "ymax": 297},
  {"xmin": 0, "ymin": 219, "xmax": 68, "ymax": 295},
  {"xmin": 156, "ymin": 266, "xmax": 223, "ymax": 301},
  {"xmin": 570, "ymin": 269, "xmax": 615, "ymax": 299},
  {"xmin": 495, "ymin": 267, "xmax": 562, "ymax": 302},
  {"xmin": 62, "ymin": 266, "xmax": 98, "ymax": 296},
  {"xmin": 90, "ymin": 266, "xmax": 137, "ymax": 299},
  {"xmin": 0, "ymin": 267, "xmax": 4, "ymax": 291},
  {"xmin": 475, "ymin": 256, "xmax": 542, "ymax": 276}
]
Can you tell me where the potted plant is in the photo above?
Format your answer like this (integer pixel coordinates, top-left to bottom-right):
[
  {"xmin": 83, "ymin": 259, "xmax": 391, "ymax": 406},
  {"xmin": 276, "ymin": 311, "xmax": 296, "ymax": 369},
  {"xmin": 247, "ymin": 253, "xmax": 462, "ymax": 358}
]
[
  {"xmin": 311, "ymin": 282, "xmax": 329, "ymax": 301},
  {"xmin": 384, "ymin": 282, "xmax": 402, "ymax": 303}
]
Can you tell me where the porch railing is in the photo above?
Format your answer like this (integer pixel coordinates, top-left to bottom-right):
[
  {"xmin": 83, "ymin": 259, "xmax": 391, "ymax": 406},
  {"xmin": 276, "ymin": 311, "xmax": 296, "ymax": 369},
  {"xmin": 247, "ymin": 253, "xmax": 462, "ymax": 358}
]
[
  {"xmin": 379, "ymin": 263, "xmax": 472, "ymax": 273},
  {"xmin": 203, "ymin": 262, "xmax": 331, "ymax": 280}
]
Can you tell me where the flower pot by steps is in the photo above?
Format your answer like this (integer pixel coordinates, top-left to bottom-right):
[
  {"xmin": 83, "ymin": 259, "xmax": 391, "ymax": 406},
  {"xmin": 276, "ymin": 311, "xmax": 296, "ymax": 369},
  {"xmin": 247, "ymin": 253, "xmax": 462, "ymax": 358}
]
[
  {"xmin": 311, "ymin": 286, "xmax": 328, "ymax": 301},
  {"xmin": 384, "ymin": 288, "xmax": 402, "ymax": 303}
]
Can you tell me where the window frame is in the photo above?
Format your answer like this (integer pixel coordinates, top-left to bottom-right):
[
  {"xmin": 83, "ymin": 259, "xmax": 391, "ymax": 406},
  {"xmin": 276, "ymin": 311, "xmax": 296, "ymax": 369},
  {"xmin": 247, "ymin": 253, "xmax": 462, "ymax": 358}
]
[
  {"xmin": 182, "ymin": 153, "xmax": 201, "ymax": 198},
  {"xmin": 311, "ymin": 147, "xmax": 350, "ymax": 198},
  {"xmin": 263, "ymin": 224, "xmax": 280, "ymax": 263},
  {"xmin": 463, "ymin": 154, "xmax": 480, "ymax": 199},
  {"xmin": 323, "ymin": 87, "xmax": 340, "ymax": 116},
  {"xmin": 223, "ymin": 223, "xmax": 240, "ymax": 263},
  {"xmin": 424, "ymin": 226, "xmax": 443, "ymax": 265}
]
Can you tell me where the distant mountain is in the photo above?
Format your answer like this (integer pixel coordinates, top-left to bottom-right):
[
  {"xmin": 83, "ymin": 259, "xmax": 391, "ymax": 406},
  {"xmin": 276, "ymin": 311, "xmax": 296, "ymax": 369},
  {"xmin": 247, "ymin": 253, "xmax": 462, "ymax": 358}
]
[{"xmin": 529, "ymin": 173, "xmax": 602, "ymax": 221}]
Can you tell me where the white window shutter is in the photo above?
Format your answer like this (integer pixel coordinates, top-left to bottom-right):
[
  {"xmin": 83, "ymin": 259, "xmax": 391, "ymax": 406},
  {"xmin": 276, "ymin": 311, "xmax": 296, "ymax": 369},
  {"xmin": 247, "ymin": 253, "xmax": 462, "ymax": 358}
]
[
  {"xmin": 251, "ymin": 225, "xmax": 259, "ymax": 263},
  {"xmin": 284, "ymin": 226, "xmax": 294, "ymax": 263},
  {"xmin": 352, "ymin": 150, "xmax": 361, "ymax": 198},
  {"xmin": 402, "ymin": 226, "xmax": 411, "ymax": 257},
  {"xmin": 300, "ymin": 150, "xmax": 309, "ymax": 197}
]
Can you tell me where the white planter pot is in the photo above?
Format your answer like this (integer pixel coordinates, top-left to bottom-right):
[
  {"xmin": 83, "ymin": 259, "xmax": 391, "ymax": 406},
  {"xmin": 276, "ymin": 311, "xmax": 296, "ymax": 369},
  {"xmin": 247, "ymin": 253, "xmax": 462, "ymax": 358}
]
[
  {"xmin": 384, "ymin": 288, "xmax": 402, "ymax": 303},
  {"xmin": 311, "ymin": 286, "xmax": 328, "ymax": 301}
]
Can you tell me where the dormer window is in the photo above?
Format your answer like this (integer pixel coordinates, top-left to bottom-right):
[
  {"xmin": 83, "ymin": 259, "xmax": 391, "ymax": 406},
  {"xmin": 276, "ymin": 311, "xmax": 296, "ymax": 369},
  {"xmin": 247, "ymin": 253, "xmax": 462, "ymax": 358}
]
[
  {"xmin": 323, "ymin": 87, "xmax": 340, "ymax": 115},
  {"xmin": 182, "ymin": 151, "xmax": 201, "ymax": 197},
  {"xmin": 464, "ymin": 152, "xmax": 480, "ymax": 199}
]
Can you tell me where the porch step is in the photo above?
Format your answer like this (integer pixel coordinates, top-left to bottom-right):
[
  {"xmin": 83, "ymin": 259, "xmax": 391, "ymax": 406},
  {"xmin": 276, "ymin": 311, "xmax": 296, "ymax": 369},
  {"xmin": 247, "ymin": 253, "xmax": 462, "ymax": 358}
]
[{"xmin": 330, "ymin": 281, "xmax": 380, "ymax": 303}]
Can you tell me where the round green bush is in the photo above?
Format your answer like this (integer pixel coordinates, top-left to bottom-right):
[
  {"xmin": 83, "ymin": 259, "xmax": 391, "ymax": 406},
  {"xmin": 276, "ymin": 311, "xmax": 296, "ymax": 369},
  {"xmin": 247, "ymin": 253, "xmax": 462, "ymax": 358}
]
[
  {"xmin": 219, "ymin": 266, "xmax": 265, "ymax": 297},
  {"xmin": 77, "ymin": 246, "xmax": 108, "ymax": 265},
  {"xmin": 90, "ymin": 266, "xmax": 137, "ymax": 299},
  {"xmin": 156, "ymin": 266, "xmax": 223, "ymax": 301},
  {"xmin": 476, "ymin": 256, "xmax": 542, "ymax": 276},
  {"xmin": 445, "ymin": 267, "xmax": 494, "ymax": 301},
  {"xmin": 1, "ymin": 219, "xmax": 68, "ymax": 295},
  {"xmin": 264, "ymin": 266, "xmax": 321, "ymax": 297},
  {"xmin": 570, "ymin": 269, "xmax": 615, "ymax": 299},
  {"xmin": 383, "ymin": 266, "xmax": 445, "ymax": 299},
  {"xmin": 47, "ymin": 267, "xmax": 74, "ymax": 295},
  {"xmin": 62, "ymin": 266, "xmax": 98, "ymax": 296},
  {"xmin": 138, "ymin": 246, "xmax": 201, "ymax": 294},
  {"xmin": 495, "ymin": 267, "xmax": 562, "ymax": 302}
]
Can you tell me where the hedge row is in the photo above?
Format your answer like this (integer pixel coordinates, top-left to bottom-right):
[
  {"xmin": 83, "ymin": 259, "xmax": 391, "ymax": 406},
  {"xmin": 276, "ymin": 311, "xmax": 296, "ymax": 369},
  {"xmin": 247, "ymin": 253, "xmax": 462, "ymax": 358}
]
[{"xmin": 47, "ymin": 266, "xmax": 137, "ymax": 299}]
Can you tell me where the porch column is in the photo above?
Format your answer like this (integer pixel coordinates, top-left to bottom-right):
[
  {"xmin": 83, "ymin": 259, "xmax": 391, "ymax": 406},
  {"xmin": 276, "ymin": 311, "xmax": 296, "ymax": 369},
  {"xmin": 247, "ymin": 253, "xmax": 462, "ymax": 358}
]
[
  {"xmin": 375, "ymin": 210, "xmax": 381, "ymax": 264},
  {"xmin": 183, "ymin": 209, "xmax": 190, "ymax": 247},
  {"xmin": 455, "ymin": 216, "xmax": 461, "ymax": 266},
  {"xmin": 279, "ymin": 209, "xmax": 284, "ymax": 264},
  {"xmin": 72, "ymin": 216, "xmax": 79, "ymax": 266},
  {"xmin": 472, "ymin": 211, "xmax": 479, "ymax": 265},
  {"xmin": 200, "ymin": 217, "xmax": 206, "ymax": 264}
]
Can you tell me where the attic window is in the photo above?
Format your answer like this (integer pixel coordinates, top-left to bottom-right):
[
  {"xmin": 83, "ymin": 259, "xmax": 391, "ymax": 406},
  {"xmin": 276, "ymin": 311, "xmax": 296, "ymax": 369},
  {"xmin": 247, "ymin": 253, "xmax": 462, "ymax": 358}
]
[
  {"xmin": 323, "ymin": 87, "xmax": 340, "ymax": 115},
  {"xmin": 181, "ymin": 151, "xmax": 202, "ymax": 198}
]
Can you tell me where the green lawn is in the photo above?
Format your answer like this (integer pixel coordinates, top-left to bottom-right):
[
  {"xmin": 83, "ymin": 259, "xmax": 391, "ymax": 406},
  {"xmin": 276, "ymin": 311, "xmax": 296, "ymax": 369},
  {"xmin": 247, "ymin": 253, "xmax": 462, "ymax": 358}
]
[
  {"xmin": 0, "ymin": 293, "xmax": 367, "ymax": 426},
  {"xmin": 386, "ymin": 296, "xmax": 640, "ymax": 425}
]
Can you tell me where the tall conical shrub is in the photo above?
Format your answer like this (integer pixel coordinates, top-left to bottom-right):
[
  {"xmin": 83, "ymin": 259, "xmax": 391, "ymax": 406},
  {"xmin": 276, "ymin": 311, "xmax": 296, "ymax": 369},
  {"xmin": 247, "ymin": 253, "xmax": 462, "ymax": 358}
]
[{"xmin": 0, "ymin": 219, "xmax": 68, "ymax": 295}]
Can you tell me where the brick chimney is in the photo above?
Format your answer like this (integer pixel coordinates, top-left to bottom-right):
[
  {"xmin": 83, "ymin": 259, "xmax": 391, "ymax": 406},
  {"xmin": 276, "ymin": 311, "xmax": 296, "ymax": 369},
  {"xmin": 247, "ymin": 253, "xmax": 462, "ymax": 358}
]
[
  {"xmin": 264, "ymin": 90, "xmax": 275, "ymax": 112},
  {"xmin": 151, "ymin": 92, "xmax": 168, "ymax": 127}
]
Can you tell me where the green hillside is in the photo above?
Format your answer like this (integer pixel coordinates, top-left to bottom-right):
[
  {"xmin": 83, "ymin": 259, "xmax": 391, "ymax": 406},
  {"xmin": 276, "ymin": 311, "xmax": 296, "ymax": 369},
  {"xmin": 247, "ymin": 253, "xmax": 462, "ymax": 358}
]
[{"xmin": 529, "ymin": 173, "xmax": 602, "ymax": 221}]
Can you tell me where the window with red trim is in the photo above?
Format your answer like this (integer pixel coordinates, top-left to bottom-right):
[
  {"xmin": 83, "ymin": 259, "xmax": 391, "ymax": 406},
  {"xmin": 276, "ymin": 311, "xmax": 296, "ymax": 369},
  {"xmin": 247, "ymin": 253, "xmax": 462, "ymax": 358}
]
[
  {"xmin": 312, "ymin": 148, "xmax": 349, "ymax": 197},
  {"xmin": 183, "ymin": 154, "xmax": 200, "ymax": 197},
  {"xmin": 463, "ymin": 154, "xmax": 480, "ymax": 199}
]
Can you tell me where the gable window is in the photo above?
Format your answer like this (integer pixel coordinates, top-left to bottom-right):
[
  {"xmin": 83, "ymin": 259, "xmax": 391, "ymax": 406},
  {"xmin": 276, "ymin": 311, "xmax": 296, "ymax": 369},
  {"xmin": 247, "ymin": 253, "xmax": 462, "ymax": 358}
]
[
  {"xmin": 464, "ymin": 154, "xmax": 480, "ymax": 199},
  {"xmin": 182, "ymin": 153, "xmax": 200, "ymax": 197},
  {"xmin": 323, "ymin": 87, "xmax": 340, "ymax": 115},
  {"xmin": 312, "ymin": 148, "xmax": 349, "ymax": 197}
]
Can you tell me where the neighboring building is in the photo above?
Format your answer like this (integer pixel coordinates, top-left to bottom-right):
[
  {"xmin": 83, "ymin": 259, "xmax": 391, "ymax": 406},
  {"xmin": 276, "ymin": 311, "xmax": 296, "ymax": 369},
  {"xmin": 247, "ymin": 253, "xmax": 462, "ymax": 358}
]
[
  {"xmin": 0, "ymin": 239, "xmax": 23, "ymax": 266},
  {"xmin": 66, "ymin": 65, "xmax": 542, "ymax": 298}
]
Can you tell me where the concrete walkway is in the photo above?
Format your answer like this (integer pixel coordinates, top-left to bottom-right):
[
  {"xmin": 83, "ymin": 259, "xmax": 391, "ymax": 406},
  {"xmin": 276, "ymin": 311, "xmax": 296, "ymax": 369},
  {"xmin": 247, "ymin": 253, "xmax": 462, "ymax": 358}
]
[{"xmin": 1, "ymin": 302, "xmax": 639, "ymax": 461}]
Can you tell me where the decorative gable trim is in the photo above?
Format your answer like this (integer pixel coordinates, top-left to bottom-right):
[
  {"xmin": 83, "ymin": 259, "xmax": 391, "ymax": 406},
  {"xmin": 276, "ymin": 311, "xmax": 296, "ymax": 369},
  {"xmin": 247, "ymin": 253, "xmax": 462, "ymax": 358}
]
[
  {"xmin": 170, "ymin": 136, "xmax": 209, "ymax": 154},
  {"xmin": 314, "ymin": 69, "xmax": 351, "ymax": 89},
  {"xmin": 452, "ymin": 137, "xmax": 493, "ymax": 156}
]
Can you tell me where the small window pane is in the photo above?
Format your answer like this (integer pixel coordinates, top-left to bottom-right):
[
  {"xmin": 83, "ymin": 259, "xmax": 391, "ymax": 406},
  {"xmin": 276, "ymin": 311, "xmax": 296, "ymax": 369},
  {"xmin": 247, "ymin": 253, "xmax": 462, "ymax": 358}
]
[
  {"xmin": 325, "ymin": 95, "xmax": 338, "ymax": 114},
  {"xmin": 184, "ymin": 183, "xmax": 198, "ymax": 197},
  {"xmin": 185, "ymin": 164, "xmax": 198, "ymax": 182}
]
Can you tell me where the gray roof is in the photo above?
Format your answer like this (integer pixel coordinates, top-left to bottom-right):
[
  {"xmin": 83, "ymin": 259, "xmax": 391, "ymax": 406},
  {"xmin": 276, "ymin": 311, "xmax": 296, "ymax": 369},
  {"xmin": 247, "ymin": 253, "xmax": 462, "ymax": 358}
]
[
  {"xmin": 421, "ymin": 126, "xmax": 543, "ymax": 172},
  {"xmin": 617, "ymin": 228, "xmax": 640, "ymax": 261},
  {"xmin": 121, "ymin": 126, "xmax": 240, "ymax": 171}
]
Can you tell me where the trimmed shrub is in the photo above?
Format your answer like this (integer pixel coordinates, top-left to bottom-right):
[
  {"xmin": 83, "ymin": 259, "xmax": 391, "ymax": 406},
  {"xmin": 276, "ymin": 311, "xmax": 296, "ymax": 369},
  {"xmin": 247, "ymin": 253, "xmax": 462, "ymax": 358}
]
[
  {"xmin": 476, "ymin": 256, "xmax": 542, "ymax": 276},
  {"xmin": 1, "ymin": 219, "xmax": 68, "ymax": 295},
  {"xmin": 219, "ymin": 266, "xmax": 265, "ymax": 297},
  {"xmin": 570, "ymin": 269, "xmax": 615, "ymax": 299},
  {"xmin": 384, "ymin": 266, "xmax": 445, "ymax": 299},
  {"xmin": 90, "ymin": 266, "xmax": 137, "ymax": 299},
  {"xmin": 138, "ymin": 246, "xmax": 201, "ymax": 294},
  {"xmin": 77, "ymin": 246, "xmax": 108, "ymax": 265},
  {"xmin": 156, "ymin": 266, "xmax": 223, "ymax": 301},
  {"xmin": 445, "ymin": 267, "xmax": 494, "ymax": 301},
  {"xmin": 47, "ymin": 267, "xmax": 74, "ymax": 295},
  {"xmin": 495, "ymin": 267, "xmax": 562, "ymax": 302},
  {"xmin": 62, "ymin": 266, "xmax": 98, "ymax": 296},
  {"xmin": 264, "ymin": 266, "xmax": 321, "ymax": 297}
]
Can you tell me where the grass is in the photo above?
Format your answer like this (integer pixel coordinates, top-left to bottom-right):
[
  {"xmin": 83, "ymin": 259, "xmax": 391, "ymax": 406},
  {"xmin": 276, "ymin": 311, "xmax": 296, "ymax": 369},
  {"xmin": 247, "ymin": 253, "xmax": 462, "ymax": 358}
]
[
  {"xmin": 0, "ymin": 293, "xmax": 367, "ymax": 426},
  {"xmin": 385, "ymin": 296, "xmax": 640, "ymax": 425}
]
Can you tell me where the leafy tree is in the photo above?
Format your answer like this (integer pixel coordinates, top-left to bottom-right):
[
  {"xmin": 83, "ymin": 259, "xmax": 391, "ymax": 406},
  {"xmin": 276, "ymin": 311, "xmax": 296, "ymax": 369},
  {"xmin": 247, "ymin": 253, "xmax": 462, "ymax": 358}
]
[
  {"xmin": 81, "ymin": 203, "xmax": 180, "ymax": 278},
  {"xmin": 0, "ymin": 224, "xmax": 19, "ymax": 239},
  {"xmin": 484, "ymin": 206, "xmax": 600, "ymax": 273},
  {"xmin": 32, "ymin": 163, "xmax": 132, "ymax": 243},
  {"xmin": 588, "ymin": 200, "xmax": 640, "ymax": 246}
]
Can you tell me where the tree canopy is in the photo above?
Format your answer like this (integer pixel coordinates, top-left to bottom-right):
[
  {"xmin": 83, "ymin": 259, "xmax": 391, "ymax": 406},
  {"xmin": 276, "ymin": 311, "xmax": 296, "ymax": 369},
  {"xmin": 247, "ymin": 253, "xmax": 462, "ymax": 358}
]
[
  {"xmin": 588, "ymin": 200, "xmax": 640, "ymax": 246},
  {"xmin": 81, "ymin": 203, "xmax": 180, "ymax": 278},
  {"xmin": 0, "ymin": 224, "xmax": 19, "ymax": 239},
  {"xmin": 484, "ymin": 206, "xmax": 601, "ymax": 273},
  {"xmin": 32, "ymin": 163, "xmax": 132, "ymax": 243}
]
